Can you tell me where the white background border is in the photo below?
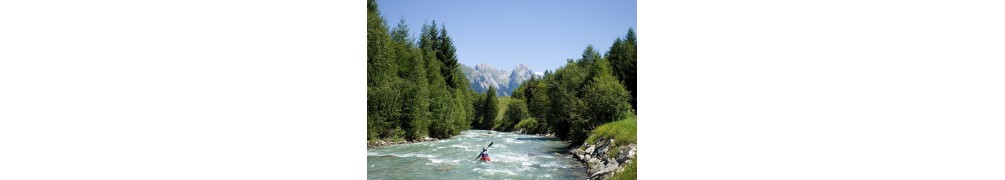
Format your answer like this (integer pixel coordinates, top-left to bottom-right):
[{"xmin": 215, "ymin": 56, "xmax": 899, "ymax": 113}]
[{"xmin": 648, "ymin": 0, "xmax": 1005, "ymax": 179}]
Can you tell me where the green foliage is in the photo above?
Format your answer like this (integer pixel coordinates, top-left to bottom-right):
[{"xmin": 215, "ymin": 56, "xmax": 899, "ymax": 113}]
[
  {"xmin": 475, "ymin": 87, "xmax": 499, "ymax": 129},
  {"xmin": 586, "ymin": 115, "xmax": 637, "ymax": 146},
  {"xmin": 367, "ymin": 0, "xmax": 396, "ymax": 141},
  {"xmin": 368, "ymin": 0, "xmax": 474, "ymax": 142},
  {"xmin": 438, "ymin": 26, "xmax": 463, "ymax": 89},
  {"xmin": 452, "ymin": 83, "xmax": 474, "ymax": 134},
  {"xmin": 589, "ymin": 114, "xmax": 637, "ymax": 163},
  {"xmin": 511, "ymin": 82, "xmax": 526, "ymax": 99},
  {"xmin": 390, "ymin": 18, "xmax": 411, "ymax": 46},
  {"xmin": 471, "ymin": 92, "xmax": 486, "ymax": 127},
  {"xmin": 610, "ymin": 157, "xmax": 637, "ymax": 180},
  {"xmin": 516, "ymin": 76, "xmax": 550, "ymax": 134},
  {"xmin": 491, "ymin": 97, "xmax": 510, "ymax": 130},
  {"xmin": 499, "ymin": 100, "xmax": 528, "ymax": 131},
  {"xmin": 580, "ymin": 45, "xmax": 602, "ymax": 65},
  {"xmin": 607, "ymin": 28, "xmax": 637, "ymax": 110},
  {"xmin": 514, "ymin": 118, "xmax": 539, "ymax": 133},
  {"xmin": 582, "ymin": 73, "xmax": 632, "ymax": 129},
  {"xmin": 388, "ymin": 18, "xmax": 432, "ymax": 140},
  {"xmin": 507, "ymin": 38, "xmax": 636, "ymax": 146},
  {"xmin": 545, "ymin": 59, "xmax": 588, "ymax": 140},
  {"xmin": 425, "ymin": 48, "xmax": 452, "ymax": 139}
]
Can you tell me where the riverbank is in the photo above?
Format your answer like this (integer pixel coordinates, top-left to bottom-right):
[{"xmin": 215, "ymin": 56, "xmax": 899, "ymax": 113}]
[
  {"xmin": 512, "ymin": 130, "xmax": 556, "ymax": 138},
  {"xmin": 571, "ymin": 137, "xmax": 637, "ymax": 179},
  {"xmin": 507, "ymin": 117, "xmax": 638, "ymax": 180},
  {"xmin": 367, "ymin": 129, "xmax": 554, "ymax": 149},
  {"xmin": 570, "ymin": 117, "xmax": 638, "ymax": 180},
  {"xmin": 366, "ymin": 137, "xmax": 439, "ymax": 149}
]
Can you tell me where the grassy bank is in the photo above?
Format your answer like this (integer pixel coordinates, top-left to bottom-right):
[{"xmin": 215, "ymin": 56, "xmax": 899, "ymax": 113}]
[
  {"xmin": 610, "ymin": 158, "xmax": 636, "ymax": 180},
  {"xmin": 585, "ymin": 115, "xmax": 637, "ymax": 179},
  {"xmin": 585, "ymin": 115, "xmax": 637, "ymax": 146}
]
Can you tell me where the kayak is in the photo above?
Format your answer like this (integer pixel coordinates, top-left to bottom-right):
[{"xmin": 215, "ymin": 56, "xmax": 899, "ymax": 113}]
[{"xmin": 477, "ymin": 142, "xmax": 493, "ymax": 162}]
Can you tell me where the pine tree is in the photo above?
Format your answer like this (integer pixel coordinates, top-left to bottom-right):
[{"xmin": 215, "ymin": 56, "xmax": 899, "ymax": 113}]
[
  {"xmin": 424, "ymin": 47, "xmax": 452, "ymax": 138},
  {"xmin": 390, "ymin": 18, "xmax": 431, "ymax": 140},
  {"xmin": 481, "ymin": 86, "xmax": 499, "ymax": 129},
  {"xmin": 367, "ymin": 0, "xmax": 402, "ymax": 140},
  {"xmin": 607, "ymin": 28, "xmax": 637, "ymax": 110},
  {"xmin": 437, "ymin": 25, "xmax": 461, "ymax": 89}
]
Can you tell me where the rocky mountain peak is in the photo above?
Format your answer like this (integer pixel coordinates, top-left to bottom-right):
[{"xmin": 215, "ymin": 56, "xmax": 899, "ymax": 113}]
[
  {"xmin": 513, "ymin": 64, "xmax": 529, "ymax": 71},
  {"xmin": 463, "ymin": 63, "xmax": 541, "ymax": 96}
]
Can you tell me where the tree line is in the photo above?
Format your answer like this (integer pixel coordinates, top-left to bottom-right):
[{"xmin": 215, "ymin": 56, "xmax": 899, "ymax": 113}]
[
  {"xmin": 508, "ymin": 28, "xmax": 638, "ymax": 145},
  {"xmin": 367, "ymin": 0, "xmax": 476, "ymax": 142}
]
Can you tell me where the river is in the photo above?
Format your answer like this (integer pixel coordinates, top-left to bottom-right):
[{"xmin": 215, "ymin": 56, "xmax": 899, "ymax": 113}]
[{"xmin": 367, "ymin": 130, "xmax": 589, "ymax": 179}]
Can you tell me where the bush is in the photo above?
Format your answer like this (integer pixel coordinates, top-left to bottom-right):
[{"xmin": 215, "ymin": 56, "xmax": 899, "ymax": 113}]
[
  {"xmin": 499, "ymin": 100, "xmax": 528, "ymax": 131},
  {"xmin": 514, "ymin": 118, "xmax": 538, "ymax": 133},
  {"xmin": 492, "ymin": 97, "xmax": 509, "ymax": 129},
  {"xmin": 583, "ymin": 74, "xmax": 633, "ymax": 127}
]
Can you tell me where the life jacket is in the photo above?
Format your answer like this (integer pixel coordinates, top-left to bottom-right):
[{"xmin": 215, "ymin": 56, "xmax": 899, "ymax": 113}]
[{"xmin": 480, "ymin": 152, "xmax": 490, "ymax": 161}]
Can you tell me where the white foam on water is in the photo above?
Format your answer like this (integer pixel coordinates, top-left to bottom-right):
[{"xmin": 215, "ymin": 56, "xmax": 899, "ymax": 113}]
[
  {"xmin": 480, "ymin": 169, "xmax": 517, "ymax": 176},
  {"xmin": 491, "ymin": 153, "xmax": 533, "ymax": 166},
  {"xmin": 382, "ymin": 152, "xmax": 436, "ymax": 158},
  {"xmin": 369, "ymin": 130, "xmax": 588, "ymax": 179},
  {"xmin": 450, "ymin": 144, "xmax": 472, "ymax": 151},
  {"xmin": 537, "ymin": 160, "xmax": 569, "ymax": 168},
  {"xmin": 429, "ymin": 158, "xmax": 443, "ymax": 163}
]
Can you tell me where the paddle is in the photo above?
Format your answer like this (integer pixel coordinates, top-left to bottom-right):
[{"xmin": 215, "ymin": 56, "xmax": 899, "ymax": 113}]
[{"xmin": 475, "ymin": 142, "xmax": 494, "ymax": 161}]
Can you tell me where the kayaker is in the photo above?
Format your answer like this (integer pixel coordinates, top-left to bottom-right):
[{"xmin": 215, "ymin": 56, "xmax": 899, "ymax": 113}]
[{"xmin": 476, "ymin": 148, "xmax": 491, "ymax": 161}]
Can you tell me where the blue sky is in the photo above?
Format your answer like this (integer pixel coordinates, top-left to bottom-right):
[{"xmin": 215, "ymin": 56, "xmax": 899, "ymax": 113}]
[{"xmin": 375, "ymin": 0, "xmax": 636, "ymax": 73}]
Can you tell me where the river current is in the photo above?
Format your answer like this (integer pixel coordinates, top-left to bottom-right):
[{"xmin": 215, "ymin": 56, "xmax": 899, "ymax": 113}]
[{"xmin": 367, "ymin": 130, "xmax": 589, "ymax": 179}]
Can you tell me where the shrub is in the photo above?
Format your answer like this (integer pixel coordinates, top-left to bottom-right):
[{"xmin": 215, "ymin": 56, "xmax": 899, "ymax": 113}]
[
  {"xmin": 499, "ymin": 100, "xmax": 528, "ymax": 131},
  {"xmin": 514, "ymin": 118, "xmax": 538, "ymax": 133}
]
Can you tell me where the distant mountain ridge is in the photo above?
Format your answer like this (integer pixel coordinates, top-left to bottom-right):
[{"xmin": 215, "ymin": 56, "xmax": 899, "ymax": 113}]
[{"xmin": 461, "ymin": 63, "xmax": 541, "ymax": 96}]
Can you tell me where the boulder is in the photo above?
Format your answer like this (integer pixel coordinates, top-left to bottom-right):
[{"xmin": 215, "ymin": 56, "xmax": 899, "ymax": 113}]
[
  {"xmin": 590, "ymin": 160, "xmax": 620, "ymax": 179},
  {"xmin": 571, "ymin": 148, "xmax": 585, "ymax": 160},
  {"xmin": 571, "ymin": 137, "xmax": 637, "ymax": 180},
  {"xmin": 616, "ymin": 144, "xmax": 637, "ymax": 164},
  {"xmin": 595, "ymin": 144, "xmax": 609, "ymax": 157}
]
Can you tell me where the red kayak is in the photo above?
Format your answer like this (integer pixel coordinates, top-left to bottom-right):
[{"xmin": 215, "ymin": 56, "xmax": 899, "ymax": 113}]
[{"xmin": 477, "ymin": 142, "xmax": 493, "ymax": 162}]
